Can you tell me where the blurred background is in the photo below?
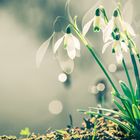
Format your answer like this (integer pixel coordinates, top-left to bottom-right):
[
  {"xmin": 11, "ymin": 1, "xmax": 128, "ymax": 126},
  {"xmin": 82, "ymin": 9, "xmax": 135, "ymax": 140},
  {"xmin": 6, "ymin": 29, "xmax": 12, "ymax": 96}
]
[{"xmin": 0, "ymin": 0, "xmax": 140, "ymax": 136}]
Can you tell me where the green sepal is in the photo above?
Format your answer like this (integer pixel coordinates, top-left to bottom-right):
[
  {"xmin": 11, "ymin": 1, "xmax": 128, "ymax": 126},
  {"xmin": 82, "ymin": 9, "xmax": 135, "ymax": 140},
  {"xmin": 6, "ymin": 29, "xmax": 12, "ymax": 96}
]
[
  {"xmin": 66, "ymin": 26, "xmax": 71, "ymax": 34},
  {"xmin": 93, "ymin": 26, "xmax": 100, "ymax": 32},
  {"xmin": 113, "ymin": 9, "xmax": 119, "ymax": 17},
  {"xmin": 95, "ymin": 8, "xmax": 100, "ymax": 16},
  {"xmin": 100, "ymin": 7, "xmax": 108, "ymax": 23}
]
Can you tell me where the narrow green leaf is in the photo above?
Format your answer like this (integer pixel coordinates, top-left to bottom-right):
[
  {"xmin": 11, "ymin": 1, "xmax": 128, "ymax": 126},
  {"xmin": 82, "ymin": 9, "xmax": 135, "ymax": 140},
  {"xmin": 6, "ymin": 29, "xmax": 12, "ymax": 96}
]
[
  {"xmin": 88, "ymin": 107, "xmax": 132, "ymax": 123},
  {"xmin": 135, "ymin": 85, "xmax": 139, "ymax": 101},
  {"xmin": 113, "ymin": 85, "xmax": 136, "ymax": 122},
  {"xmin": 113, "ymin": 99, "xmax": 127, "ymax": 115},
  {"xmin": 119, "ymin": 81, "xmax": 133, "ymax": 102},
  {"xmin": 112, "ymin": 90, "xmax": 128, "ymax": 102},
  {"xmin": 112, "ymin": 91, "xmax": 133, "ymax": 116},
  {"xmin": 111, "ymin": 90, "xmax": 121, "ymax": 99},
  {"xmin": 121, "ymin": 99, "xmax": 135, "ymax": 121},
  {"xmin": 132, "ymin": 104, "xmax": 140, "ymax": 119},
  {"xmin": 84, "ymin": 111, "xmax": 133, "ymax": 133}
]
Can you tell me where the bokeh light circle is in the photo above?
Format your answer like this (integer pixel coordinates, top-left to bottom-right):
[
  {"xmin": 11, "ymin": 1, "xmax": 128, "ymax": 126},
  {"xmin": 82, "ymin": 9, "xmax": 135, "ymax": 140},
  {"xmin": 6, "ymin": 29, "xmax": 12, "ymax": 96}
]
[
  {"xmin": 58, "ymin": 73, "xmax": 67, "ymax": 82},
  {"xmin": 108, "ymin": 64, "xmax": 117, "ymax": 73},
  {"xmin": 97, "ymin": 83, "xmax": 105, "ymax": 91},
  {"xmin": 48, "ymin": 100, "xmax": 63, "ymax": 115}
]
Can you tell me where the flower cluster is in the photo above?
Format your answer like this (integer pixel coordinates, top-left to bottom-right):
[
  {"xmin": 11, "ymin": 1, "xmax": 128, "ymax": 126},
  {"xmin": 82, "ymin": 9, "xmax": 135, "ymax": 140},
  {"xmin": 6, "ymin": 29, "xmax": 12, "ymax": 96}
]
[
  {"xmin": 102, "ymin": 8, "xmax": 137, "ymax": 63},
  {"xmin": 82, "ymin": 5, "xmax": 139, "ymax": 63},
  {"xmin": 36, "ymin": 3, "xmax": 139, "ymax": 72},
  {"xmin": 36, "ymin": 1, "xmax": 140, "ymax": 138}
]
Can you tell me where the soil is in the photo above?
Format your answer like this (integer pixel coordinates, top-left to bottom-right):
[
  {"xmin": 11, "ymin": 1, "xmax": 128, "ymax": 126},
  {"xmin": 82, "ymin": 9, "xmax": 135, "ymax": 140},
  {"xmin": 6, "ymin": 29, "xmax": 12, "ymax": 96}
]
[{"xmin": 0, "ymin": 112, "xmax": 136, "ymax": 140}]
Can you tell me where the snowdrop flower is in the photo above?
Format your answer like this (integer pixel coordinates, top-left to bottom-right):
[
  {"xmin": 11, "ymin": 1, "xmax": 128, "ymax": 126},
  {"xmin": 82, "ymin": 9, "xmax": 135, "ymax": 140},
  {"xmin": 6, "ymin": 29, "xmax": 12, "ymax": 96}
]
[
  {"xmin": 53, "ymin": 26, "xmax": 80, "ymax": 60},
  {"xmin": 82, "ymin": 7, "xmax": 106, "ymax": 36},
  {"xmin": 36, "ymin": 26, "xmax": 80, "ymax": 74},
  {"xmin": 103, "ymin": 9, "xmax": 136, "ymax": 43},
  {"xmin": 102, "ymin": 33, "xmax": 128, "ymax": 63}
]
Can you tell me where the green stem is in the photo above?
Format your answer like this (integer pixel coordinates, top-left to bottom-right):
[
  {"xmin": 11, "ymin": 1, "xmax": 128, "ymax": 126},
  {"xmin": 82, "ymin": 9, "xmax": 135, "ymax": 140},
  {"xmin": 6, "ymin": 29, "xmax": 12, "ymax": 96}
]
[
  {"xmin": 122, "ymin": 59, "xmax": 135, "ymax": 103},
  {"xmin": 87, "ymin": 46, "xmax": 119, "ymax": 95},
  {"xmin": 130, "ymin": 53, "xmax": 140, "ymax": 99},
  {"xmin": 71, "ymin": 24, "xmax": 120, "ymax": 96}
]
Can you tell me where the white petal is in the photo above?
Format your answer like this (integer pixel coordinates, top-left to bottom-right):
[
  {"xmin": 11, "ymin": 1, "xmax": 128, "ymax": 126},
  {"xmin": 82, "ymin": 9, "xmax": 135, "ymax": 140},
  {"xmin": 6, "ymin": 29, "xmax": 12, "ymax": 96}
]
[
  {"xmin": 76, "ymin": 49, "xmax": 80, "ymax": 57},
  {"xmin": 72, "ymin": 35, "xmax": 80, "ymax": 50},
  {"xmin": 53, "ymin": 36, "xmax": 64, "ymax": 54},
  {"xmin": 102, "ymin": 41, "xmax": 113, "ymax": 54},
  {"xmin": 66, "ymin": 45, "xmax": 76, "ymax": 59},
  {"xmin": 121, "ymin": 42, "xmax": 128, "ymax": 52},
  {"xmin": 59, "ymin": 59, "xmax": 74, "ymax": 74},
  {"xmin": 103, "ymin": 19, "xmax": 114, "ymax": 42},
  {"xmin": 114, "ymin": 17, "xmax": 123, "ymax": 31},
  {"xmin": 36, "ymin": 37, "xmax": 51, "ymax": 68},
  {"xmin": 56, "ymin": 47, "xmax": 74, "ymax": 74},
  {"xmin": 82, "ymin": 18, "xmax": 94, "ymax": 36},
  {"xmin": 116, "ymin": 49, "xmax": 123, "ymax": 64},
  {"xmin": 122, "ymin": 0, "xmax": 133, "ymax": 24},
  {"xmin": 123, "ymin": 21, "xmax": 136, "ymax": 36},
  {"xmin": 100, "ymin": 17, "xmax": 106, "ymax": 31},
  {"xmin": 66, "ymin": 35, "xmax": 76, "ymax": 59}
]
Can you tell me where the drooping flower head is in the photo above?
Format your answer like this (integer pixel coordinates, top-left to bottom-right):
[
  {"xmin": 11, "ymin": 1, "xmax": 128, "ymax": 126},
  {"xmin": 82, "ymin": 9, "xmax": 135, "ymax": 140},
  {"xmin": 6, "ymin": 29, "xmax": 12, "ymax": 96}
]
[
  {"xmin": 102, "ymin": 6, "xmax": 140, "ymax": 63},
  {"xmin": 36, "ymin": 26, "xmax": 80, "ymax": 74},
  {"xmin": 102, "ymin": 32, "xmax": 128, "ymax": 63},
  {"xmin": 53, "ymin": 26, "xmax": 80, "ymax": 60},
  {"xmin": 103, "ymin": 8, "xmax": 136, "ymax": 43},
  {"xmin": 82, "ymin": 6, "xmax": 107, "ymax": 36}
]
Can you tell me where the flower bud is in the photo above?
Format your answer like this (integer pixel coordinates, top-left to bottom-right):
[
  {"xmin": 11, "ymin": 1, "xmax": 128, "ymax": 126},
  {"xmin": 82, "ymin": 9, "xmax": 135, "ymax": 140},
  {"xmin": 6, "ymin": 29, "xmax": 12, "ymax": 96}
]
[
  {"xmin": 113, "ymin": 10, "xmax": 119, "ymax": 17},
  {"xmin": 112, "ymin": 48, "xmax": 115, "ymax": 53},
  {"xmin": 114, "ymin": 27, "xmax": 119, "ymax": 33},
  {"xmin": 66, "ymin": 26, "xmax": 71, "ymax": 34},
  {"xmin": 95, "ymin": 8, "xmax": 100, "ymax": 16},
  {"xmin": 116, "ymin": 34, "xmax": 120, "ymax": 40}
]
